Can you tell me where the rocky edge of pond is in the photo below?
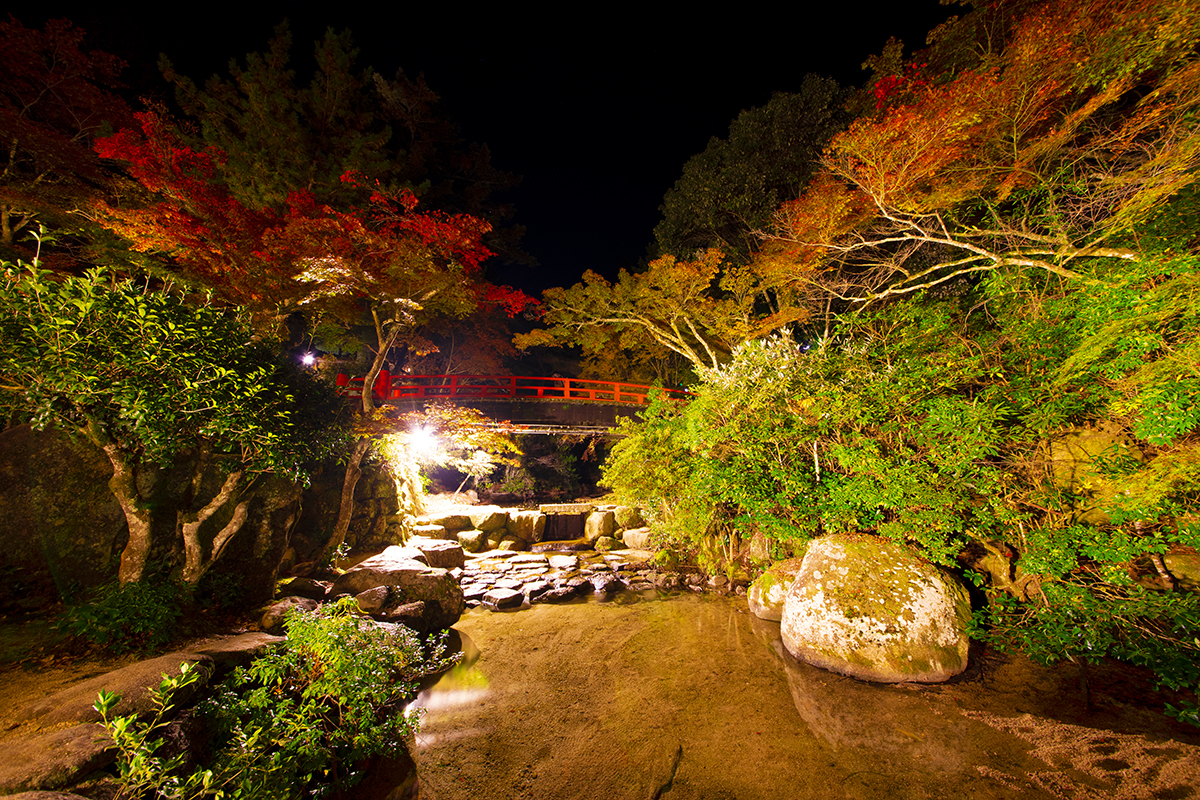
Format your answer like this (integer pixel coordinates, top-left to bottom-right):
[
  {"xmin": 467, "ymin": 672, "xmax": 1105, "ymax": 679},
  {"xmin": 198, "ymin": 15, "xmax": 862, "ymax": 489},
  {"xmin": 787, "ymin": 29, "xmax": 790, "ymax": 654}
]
[
  {"xmin": 4, "ymin": 501, "xmax": 1196, "ymax": 798},
  {"xmin": 0, "ymin": 501, "xmax": 735, "ymax": 798}
]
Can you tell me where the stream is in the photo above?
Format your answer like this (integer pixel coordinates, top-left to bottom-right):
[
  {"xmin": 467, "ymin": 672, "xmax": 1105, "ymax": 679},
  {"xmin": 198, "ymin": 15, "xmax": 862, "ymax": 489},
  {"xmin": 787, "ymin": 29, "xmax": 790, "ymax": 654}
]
[{"xmin": 410, "ymin": 592, "xmax": 1200, "ymax": 799}]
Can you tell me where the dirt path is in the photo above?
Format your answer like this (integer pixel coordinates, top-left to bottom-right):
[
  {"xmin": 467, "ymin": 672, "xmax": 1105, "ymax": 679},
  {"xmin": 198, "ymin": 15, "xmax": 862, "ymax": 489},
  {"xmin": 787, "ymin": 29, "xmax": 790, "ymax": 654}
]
[{"xmin": 411, "ymin": 594, "xmax": 1200, "ymax": 800}]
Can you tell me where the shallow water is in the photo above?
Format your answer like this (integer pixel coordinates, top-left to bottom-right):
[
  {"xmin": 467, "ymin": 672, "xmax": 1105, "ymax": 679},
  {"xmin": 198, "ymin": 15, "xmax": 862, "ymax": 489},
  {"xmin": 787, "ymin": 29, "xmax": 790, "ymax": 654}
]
[{"xmin": 411, "ymin": 593, "xmax": 1200, "ymax": 799}]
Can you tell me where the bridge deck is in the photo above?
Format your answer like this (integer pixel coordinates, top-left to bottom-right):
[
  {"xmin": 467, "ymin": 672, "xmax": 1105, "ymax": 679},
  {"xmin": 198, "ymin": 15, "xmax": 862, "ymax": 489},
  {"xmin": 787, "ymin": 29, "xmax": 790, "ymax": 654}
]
[{"xmin": 336, "ymin": 373, "xmax": 692, "ymax": 434}]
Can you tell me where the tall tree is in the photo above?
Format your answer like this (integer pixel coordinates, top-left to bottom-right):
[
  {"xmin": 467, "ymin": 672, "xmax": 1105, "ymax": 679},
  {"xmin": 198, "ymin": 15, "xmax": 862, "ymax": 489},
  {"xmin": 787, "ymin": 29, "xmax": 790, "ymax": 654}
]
[
  {"xmin": 654, "ymin": 75, "xmax": 852, "ymax": 263},
  {"xmin": 758, "ymin": 0, "xmax": 1200, "ymax": 309},
  {"xmin": 0, "ymin": 16, "xmax": 133, "ymax": 255},
  {"xmin": 515, "ymin": 248, "xmax": 799, "ymax": 373},
  {"xmin": 0, "ymin": 248, "xmax": 342, "ymax": 585},
  {"xmin": 93, "ymin": 25, "xmax": 537, "ymax": 562},
  {"xmin": 160, "ymin": 23, "xmax": 527, "ymax": 263}
]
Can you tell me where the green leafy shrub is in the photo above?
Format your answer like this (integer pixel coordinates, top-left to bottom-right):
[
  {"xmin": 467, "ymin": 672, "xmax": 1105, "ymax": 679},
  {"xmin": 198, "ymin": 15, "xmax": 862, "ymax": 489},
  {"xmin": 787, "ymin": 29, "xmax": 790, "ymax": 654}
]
[
  {"xmin": 98, "ymin": 597, "xmax": 458, "ymax": 798},
  {"xmin": 57, "ymin": 580, "xmax": 185, "ymax": 654},
  {"xmin": 96, "ymin": 662, "xmax": 212, "ymax": 799}
]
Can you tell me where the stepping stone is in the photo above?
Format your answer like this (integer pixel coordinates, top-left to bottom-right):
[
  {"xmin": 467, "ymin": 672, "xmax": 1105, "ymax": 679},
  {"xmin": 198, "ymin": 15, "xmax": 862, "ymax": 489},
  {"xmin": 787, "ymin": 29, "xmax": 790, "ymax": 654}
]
[
  {"xmin": 494, "ymin": 578, "xmax": 524, "ymax": 590},
  {"xmin": 523, "ymin": 580, "xmax": 552, "ymax": 599},
  {"xmin": 463, "ymin": 585, "xmax": 490, "ymax": 602},
  {"xmin": 592, "ymin": 574, "xmax": 621, "ymax": 594},
  {"xmin": 548, "ymin": 555, "xmax": 578, "ymax": 569},
  {"xmin": 531, "ymin": 586, "xmax": 580, "ymax": 603},
  {"xmin": 477, "ymin": 549, "xmax": 518, "ymax": 559},
  {"xmin": 509, "ymin": 553, "xmax": 549, "ymax": 565},
  {"xmin": 483, "ymin": 588, "xmax": 524, "ymax": 610}
]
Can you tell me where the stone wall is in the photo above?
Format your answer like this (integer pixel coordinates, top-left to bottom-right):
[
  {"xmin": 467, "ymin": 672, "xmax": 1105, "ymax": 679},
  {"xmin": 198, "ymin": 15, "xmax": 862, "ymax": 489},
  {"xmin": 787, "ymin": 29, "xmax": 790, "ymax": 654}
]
[
  {"xmin": 286, "ymin": 457, "xmax": 403, "ymax": 566},
  {"xmin": 0, "ymin": 425, "xmax": 125, "ymax": 608}
]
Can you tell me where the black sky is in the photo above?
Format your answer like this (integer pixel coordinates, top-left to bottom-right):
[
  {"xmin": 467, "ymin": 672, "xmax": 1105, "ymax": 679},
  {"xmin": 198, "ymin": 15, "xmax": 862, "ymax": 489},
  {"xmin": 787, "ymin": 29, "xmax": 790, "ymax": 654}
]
[{"xmin": 15, "ymin": 3, "xmax": 960, "ymax": 295}]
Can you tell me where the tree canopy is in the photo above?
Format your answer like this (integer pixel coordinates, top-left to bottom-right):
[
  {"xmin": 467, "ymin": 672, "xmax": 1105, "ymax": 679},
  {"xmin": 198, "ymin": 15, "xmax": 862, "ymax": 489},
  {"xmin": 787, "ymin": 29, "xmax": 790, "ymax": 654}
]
[
  {"xmin": 654, "ymin": 75, "xmax": 852, "ymax": 263},
  {"xmin": 0, "ymin": 16, "xmax": 134, "ymax": 256},
  {"xmin": 0, "ymin": 245, "xmax": 342, "ymax": 584}
]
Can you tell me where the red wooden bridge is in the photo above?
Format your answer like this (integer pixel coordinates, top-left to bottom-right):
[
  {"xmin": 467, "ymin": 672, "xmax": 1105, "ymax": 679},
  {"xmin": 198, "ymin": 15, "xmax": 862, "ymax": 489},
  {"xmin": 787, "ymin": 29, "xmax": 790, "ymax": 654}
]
[{"xmin": 335, "ymin": 372, "xmax": 692, "ymax": 434}]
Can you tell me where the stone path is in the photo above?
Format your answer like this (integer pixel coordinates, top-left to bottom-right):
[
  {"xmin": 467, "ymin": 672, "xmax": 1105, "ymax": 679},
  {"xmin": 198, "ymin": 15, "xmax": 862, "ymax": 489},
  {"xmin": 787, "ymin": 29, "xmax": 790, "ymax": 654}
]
[{"xmin": 451, "ymin": 548, "xmax": 706, "ymax": 610}]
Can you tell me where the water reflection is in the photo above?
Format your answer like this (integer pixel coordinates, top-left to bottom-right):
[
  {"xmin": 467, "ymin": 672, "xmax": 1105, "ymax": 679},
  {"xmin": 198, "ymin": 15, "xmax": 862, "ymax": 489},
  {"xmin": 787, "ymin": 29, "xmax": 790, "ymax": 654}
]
[{"xmin": 410, "ymin": 592, "xmax": 1195, "ymax": 800}]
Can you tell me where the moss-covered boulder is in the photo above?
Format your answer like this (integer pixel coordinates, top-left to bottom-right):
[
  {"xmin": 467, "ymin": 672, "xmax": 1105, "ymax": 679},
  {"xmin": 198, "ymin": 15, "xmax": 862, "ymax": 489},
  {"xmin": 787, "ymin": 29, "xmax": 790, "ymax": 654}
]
[
  {"xmin": 613, "ymin": 506, "xmax": 645, "ymax": 529},
  {"xmin": 748, "ymin": 558, "xmax": 806, "ymax": 621},
  {"xmin": 780, "ymin": 534, "xmax": 972, "ymax": 683}
]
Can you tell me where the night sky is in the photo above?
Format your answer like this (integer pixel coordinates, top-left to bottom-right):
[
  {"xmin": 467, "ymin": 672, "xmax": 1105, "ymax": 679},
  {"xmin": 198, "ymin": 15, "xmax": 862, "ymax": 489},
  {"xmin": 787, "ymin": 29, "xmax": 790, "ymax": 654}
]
[{"xmin": 17, "ymin": 3, "xmax": 959, "ymax": 295}]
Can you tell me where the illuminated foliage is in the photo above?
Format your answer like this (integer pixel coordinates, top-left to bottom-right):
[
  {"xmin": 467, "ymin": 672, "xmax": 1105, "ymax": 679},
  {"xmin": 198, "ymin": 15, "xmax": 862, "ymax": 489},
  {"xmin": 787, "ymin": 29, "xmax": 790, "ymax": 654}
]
[
  {"xmin": 0, "ymin": 244, "xmax": 342, "ymax": 585},
  {"xmin": 760, "ymin": 0, "xmax": 1200, "ymax": 308},
  {"xmin": 516, "ymin": 248, "xmax": 798, "ymax": 372}
]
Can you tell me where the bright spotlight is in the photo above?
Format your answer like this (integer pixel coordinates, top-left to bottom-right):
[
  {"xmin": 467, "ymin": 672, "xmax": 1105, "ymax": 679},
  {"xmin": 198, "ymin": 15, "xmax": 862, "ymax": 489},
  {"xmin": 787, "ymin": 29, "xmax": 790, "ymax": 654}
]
[
  {"xmin": 300, "ymin": 352, "xmax": 316, "ymax": 366},
  {"xmin": 410, "ymin": 426, "xmax": 438, "ymax": 457}
]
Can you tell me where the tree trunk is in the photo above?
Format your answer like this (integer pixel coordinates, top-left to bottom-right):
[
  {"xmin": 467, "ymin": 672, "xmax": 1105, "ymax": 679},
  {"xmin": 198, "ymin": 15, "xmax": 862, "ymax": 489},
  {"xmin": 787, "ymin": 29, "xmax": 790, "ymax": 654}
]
[
  {"xmin": 100, "ymin": 443, "xmax": 154, "ymax": 584},
  {"xmin": 178, "ymin": 469, "xmax": 249, "ymax": 586},
  {"xmin": 319, "ymin": 437, "xmax": 372, "ymax": 565}
]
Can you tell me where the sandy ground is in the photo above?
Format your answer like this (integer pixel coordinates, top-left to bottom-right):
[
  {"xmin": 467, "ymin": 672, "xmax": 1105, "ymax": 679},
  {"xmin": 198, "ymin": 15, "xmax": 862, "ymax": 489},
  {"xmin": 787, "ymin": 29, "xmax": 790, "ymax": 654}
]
[{"xmin": 411, "ymin": 593, "xmax": 1200, "ymax": 800}]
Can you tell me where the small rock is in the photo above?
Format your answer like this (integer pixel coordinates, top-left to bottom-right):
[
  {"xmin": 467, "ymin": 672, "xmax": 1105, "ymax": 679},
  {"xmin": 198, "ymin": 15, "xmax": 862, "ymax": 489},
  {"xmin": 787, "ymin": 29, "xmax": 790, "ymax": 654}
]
[
  {"xmin": 469, "ymin": 506, "xmax": 509, "ymax": 532},
  {"xmin": 509, "ymin": 553, "xmax": 550, "ymax": 566},
  {"xmin": 375, "ymin": 601, "xmax": 428, "ymax": 630},
  {"xmin": 498, "ymin": 537, "xmax": 529, "ymax": 552},
  {"xmin": 457, "ymin": 529, "xmax": 487, "ymax": 553},
  {"xmin": 548, "ymin": 554, "xmax": 579, "ymax": 569},
  {"xmin": 532, "ymin": 586, "xmax": 579, "ymax": 603},
  {"xmin": 463, "ymin": 585, "xmax": 489, "ymax": 602},
  {"xmin": 355, "ymin": 586, "xmax": 390, "ymax": 613},
  {"xmin": 654, "ymin": 574, "xmax": 682, "ymax": 590},
  {"xmin": 622, "ymin": 527, "xmax": 653, "ymax": 550},
  {"xmin": 412, "ymin": 523, "xmax": 449, "ymax": 539},
  {"xmin": 747, "ymin": 558, "xmax": 806, "ymax": 622},
  {"xmin": 592, "ymin": 574, "xmax": 621, "ymax": 594},
  {"xmin": 523, "ymin": 580, "xmax": 552, "ymax": 599},
  {"xmin": 276, "ymin": 577, "xmax": 330, "ymax": 601},
  {"xmin": 594, "ymin": 536, "xmax": 622, "ymax": 552}
]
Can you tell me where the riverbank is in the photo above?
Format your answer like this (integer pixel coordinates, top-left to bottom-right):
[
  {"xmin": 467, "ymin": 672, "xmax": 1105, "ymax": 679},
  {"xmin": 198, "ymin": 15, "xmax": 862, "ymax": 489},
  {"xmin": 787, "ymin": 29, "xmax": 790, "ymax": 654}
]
[{"xmin": 412, "ymin": 593, "xmax": 1200, "ymax": 800}]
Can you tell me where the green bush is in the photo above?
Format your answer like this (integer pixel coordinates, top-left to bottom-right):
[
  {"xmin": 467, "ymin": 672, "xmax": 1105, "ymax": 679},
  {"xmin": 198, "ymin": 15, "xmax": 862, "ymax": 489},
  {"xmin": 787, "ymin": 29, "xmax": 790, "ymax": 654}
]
[
  {"xmin": 98, "ymin": 597, "xmax": 458, "ymax": 798},
  {"xmin": 599, "ymin": 244, "xmax": 1200, "ymax": 703},
  {"xmin": 57, "ymin": 580, "xmax": 185, "ymax": 654}
]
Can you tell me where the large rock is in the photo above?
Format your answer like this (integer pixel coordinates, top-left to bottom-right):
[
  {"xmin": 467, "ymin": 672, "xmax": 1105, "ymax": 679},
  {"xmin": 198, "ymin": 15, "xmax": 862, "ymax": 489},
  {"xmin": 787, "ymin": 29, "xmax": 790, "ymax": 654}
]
[
  {"xmin": 507, "ymin": 510, "xmax": 546, "ymax": 542},
  {"xmin": 584, "ymin": 510, "xmax": 616, "ymax": 541},
  {"xmin": 330, "ymin": 546, "xmax": 465, "ymax": 630},
  {"xmin": 1047, "ymin": 423, "xmax": 1144, "ymax": 525},
  {"xmin": 408, "ymin": 537, "xmax": 466, "ymax": 569},
  {"xmin": 621, "ymin": 527, "xmax": 653, "ymax": 550},
  {"xmin": 0, "ymin": 425, "xmax": 125, "ymax": 608},
  {"xmin": 469, "ymin": 505, "xmax": 509, "ymax": 532},
  {"xmin": 0, "ymin": 724, "xmax": 113, "ymax": 795},
  {"xmin": 21, "ymin": 656, "xmax": 211, "ymax": 728},
  {"xmin": 748, "ymin": 558, "xmax": 806, "ymax": 622},
  {"xmin": 780, "ymin": 535, "xmax": 971, "ymax": 683},
  {"xmin": 1165, "ymin": 552, "xmax": 1200, "ymax": 591},
  {"xmin": 419, "ymin": 511, "xmax": 472, "ymax": 532}
]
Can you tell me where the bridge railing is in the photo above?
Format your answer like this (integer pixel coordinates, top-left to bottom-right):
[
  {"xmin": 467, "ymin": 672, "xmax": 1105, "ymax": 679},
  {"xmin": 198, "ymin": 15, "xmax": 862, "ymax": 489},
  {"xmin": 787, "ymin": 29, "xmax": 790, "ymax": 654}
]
[{"xmin": 335, "ymin": 372, "xmax": 692, "ymax": 405}]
